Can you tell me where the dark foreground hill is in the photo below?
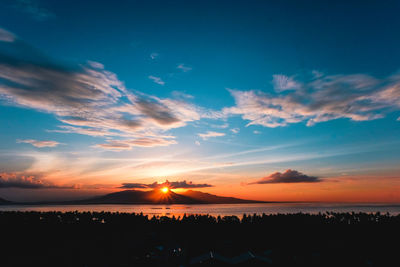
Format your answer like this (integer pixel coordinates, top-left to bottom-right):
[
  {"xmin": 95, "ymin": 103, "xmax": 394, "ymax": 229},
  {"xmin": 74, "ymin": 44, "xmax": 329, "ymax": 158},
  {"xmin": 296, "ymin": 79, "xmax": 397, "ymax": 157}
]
[{"xmin": 76, "ymin": 189, "xmax": 261, "ymax": 204}]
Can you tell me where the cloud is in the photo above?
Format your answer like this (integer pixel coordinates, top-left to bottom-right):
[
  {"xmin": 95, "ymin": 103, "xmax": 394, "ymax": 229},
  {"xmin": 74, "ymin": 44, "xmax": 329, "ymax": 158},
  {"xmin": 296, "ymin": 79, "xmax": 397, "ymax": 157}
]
[
  {"xmin": 177, "ymin": 63, "xmax": 192, "ymax": 72},
  {"xmin": 249, "ymin": 169, "xmax": 321, "ymax": 184},
  {"xmin": 311, "ymin": 70, "xmax": 324, "ymax": 78},
  {"xmin": 87, "ymin": 61, "xmax": 104, "ymax": 69},
  {"xmin": 120, "ymin": 180, "xmax": 213, "ymax": 189},
  {"xmin": 0, "ymin": 28, "xmax": 15, "ymax": 43},
  {"xmin": 195, "ymin": 140, "xmax": 201, "ymax": 146},
  {"xmin": 0, "ymin": 29, "xmax": 220, "ymax": 150},
  {"xmin": 209, "ymin": 123, "xmax": 229, "ymax": 129},
  {"xmin": 253, "ymin": 130, "xmax": 261, "ymax": 134},
  {"xmin": 135, "ymin": 98, "xmax": 180, "ymax": 125},
  {"xmin": 150, "ymin": 53, "xmax": 159, "ymax": 60},
  {"xmin": 272, "ymin": 74, "xmax": 301, "ymax": 92},
  {"xmin": 198, "ymin": 131, "xmax": 226, "ymax": 140},
  {"xmin": 171, "ymin": 91, "xmax": 194, "ymax": 100},
  {"xmin": 17, "ymin": 139, "xmax": 60, "ymax": 148},
  {"xmin": 12, "ymin": 0, "xmax": 55, "ymax": 21},
  {"xmin": 148, "ymin": 75, "xmax": 165, "ymax": 85},
  {"xmin": 225, "ymin": 72, "xmax": 400, "ymax": 127},
  {"xmin": 230, "ymin": 128, "xmax": 240, "ymax": 134},
  {"xmin": 94, "ymin": 137, "xmax": 177, "ymax": 151},
  {"xmin": 0, "ymin": 172, "xmax": 75, "ymax": 189}
]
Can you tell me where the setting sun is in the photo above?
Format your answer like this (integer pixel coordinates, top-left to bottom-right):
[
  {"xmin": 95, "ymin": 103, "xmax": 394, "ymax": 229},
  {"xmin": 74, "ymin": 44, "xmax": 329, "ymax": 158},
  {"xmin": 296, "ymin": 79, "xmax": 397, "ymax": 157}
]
[{"xmin": 161, "ymin": 187, "xmax": 169, "ymax": 193}]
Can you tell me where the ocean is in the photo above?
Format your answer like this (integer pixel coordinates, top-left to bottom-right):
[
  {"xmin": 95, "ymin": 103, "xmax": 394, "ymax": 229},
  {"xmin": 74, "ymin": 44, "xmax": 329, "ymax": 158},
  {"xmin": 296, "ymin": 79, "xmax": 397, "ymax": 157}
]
[{"xmin": 1, "ymin": 203, "xmax": 400, "ymax": 216}]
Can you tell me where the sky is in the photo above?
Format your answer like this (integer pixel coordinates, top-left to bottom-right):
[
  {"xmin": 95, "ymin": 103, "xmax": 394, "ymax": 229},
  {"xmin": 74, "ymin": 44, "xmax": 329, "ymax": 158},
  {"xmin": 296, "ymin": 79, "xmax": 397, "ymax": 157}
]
[{"xmin": 0, "ymin": 0, "xmax": 399, "ymax": 202}]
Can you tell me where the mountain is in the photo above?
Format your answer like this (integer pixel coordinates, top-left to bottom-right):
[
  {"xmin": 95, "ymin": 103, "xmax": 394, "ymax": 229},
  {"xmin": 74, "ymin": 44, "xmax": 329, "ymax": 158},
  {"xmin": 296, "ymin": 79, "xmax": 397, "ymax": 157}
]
[
  {"xmin": 180, "ymin": 190, "xmax": 259, "ymax": 204},
  {"xmin": 0, "ymin": 197, "xmax": 11, "ymax": 204},
  {"xmin": 77, "ymin": 189, "xmax": 262, "ymax": 205},
  {"xmin": 80, "ymin": 189, "xmax": 203, "ymax": 204}
]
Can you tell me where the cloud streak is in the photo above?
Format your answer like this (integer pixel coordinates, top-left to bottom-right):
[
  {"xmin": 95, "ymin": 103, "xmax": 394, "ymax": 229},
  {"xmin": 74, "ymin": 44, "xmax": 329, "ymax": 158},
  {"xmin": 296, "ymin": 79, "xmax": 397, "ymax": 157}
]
[
  {"xmin": 249, "ymin": 169, "xmax": 321, "ymax": 184},
  {"xmin": 94, "ymin": 137, "xmax": 177, "ymax": 151},
  {"xmin": 148, "ymin": 75, "xmax": 165, "ymax": 85},
  {"xmin": 198, "ymin": 131, "xmax": 225, "ymax": 140},
  {"xmin": 119, "ymin": 180, "xmax": 213, "ymax": 189},
  {"xmin": 17, "ymin": 139, "xmax": 60, "ymax": 148},
  {"xmin": 177, "ymin": 63, "xmax": 192, "ymax": 72}
]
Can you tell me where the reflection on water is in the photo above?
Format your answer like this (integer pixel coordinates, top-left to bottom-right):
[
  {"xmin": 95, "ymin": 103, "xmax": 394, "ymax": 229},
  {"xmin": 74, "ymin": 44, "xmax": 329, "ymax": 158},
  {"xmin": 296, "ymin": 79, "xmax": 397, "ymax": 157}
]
[{"xmin": 1, "ymin": 203, "xmax": 400, "ymax": 216}]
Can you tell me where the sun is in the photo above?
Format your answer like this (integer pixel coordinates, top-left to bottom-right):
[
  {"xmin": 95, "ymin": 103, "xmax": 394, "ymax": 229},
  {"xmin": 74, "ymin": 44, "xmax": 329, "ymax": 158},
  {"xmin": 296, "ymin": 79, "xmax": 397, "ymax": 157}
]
[{"xmin": 161, "ymin": 187, "xmax": 169, "ymax": 193}]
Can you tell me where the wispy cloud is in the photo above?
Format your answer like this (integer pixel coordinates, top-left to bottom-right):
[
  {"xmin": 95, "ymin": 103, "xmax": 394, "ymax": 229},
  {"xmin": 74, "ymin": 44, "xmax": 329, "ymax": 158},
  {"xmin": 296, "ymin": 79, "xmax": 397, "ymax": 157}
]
[
  {"xmin": 177, "ymin": 63, "xmax": 192, "ymax": 72},
  {"xmin": 253, "ymin": 130, "xmax": 261, "ymax": 134},
  {"xmin": 87, "ymin": 60, "xmax": 104, "ymax": 69},
  {"xmin": 0, "ymin": 28, "xmax": 15, "ymax": 42},
  {"xmin": 230, "ymin": 128, "xmax": 240, "ymax": 134},
  {"xmin": 150, "ymin": 52, "xmax": 159, "ymax": 60},
  {"xmin": 171, "ymin": 91, "xmax": 194, "ymax": 100},
  {"xmin": 248, "ymin": 169, "xmax": 321, "ymax": 184},
  {"xmin": 120, "ymin": 180, "xmax": 213, "ymax": 189},
  {"xmin": 210, "ymin": 123, "xmax": 229, "ymax": 129},
  {"xmin": 225, "ymin": 72, "xmax": 400, "ymax": 127},
  {"xmin": 0, "ymin": 172, "xmax": 76, "ymax": 189},
  {"xmin": 272, "ymin": 74, "xmax": 301, "ymax": 92},
  {"xmin": 198, "ymin": 131, "xmax": 225, "ymax": 140},
  {"xmin": 17, "ymin": 139, "xmax": 60, "ymax": 148},
  {"xmin": 94, "ymin": 137, "xmax": 177, "ymax": 151},
  {"xmin": 148, "ymin": 75, "xmax": 165, "ymax": 85},
  {"xmin": 12, "ymin": 0, "xmax": 55, "ymax": 21}
]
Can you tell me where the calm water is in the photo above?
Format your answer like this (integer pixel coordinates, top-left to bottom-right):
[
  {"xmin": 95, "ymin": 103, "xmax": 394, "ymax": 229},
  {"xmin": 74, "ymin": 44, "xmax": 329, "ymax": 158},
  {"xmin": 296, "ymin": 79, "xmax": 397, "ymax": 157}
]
[{"xmin": 1, "ymin": 203, "xmax": 400, "ymax": 216}]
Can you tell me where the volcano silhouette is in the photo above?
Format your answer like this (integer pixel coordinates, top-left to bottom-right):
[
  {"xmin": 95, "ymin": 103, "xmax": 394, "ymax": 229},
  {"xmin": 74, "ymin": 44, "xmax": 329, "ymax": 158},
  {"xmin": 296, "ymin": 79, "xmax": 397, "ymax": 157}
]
[{"xmin": 79, "ymin": 189, "xmax": 261, "ymax": 204}]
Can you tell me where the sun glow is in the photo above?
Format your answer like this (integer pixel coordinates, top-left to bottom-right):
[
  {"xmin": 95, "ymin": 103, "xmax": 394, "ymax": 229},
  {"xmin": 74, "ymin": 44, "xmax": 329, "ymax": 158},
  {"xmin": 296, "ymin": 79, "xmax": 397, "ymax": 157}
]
[{"xmin": 161, "ymin": 187, "xmax": 169, "ymax": 193}]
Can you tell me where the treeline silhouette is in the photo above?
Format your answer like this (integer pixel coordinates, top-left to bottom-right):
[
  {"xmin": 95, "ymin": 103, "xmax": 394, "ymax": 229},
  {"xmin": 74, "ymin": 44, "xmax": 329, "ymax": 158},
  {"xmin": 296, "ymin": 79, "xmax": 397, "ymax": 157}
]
[{"xmin": 0, "ymin": 211, "xmax": 399, "ymax": 266}]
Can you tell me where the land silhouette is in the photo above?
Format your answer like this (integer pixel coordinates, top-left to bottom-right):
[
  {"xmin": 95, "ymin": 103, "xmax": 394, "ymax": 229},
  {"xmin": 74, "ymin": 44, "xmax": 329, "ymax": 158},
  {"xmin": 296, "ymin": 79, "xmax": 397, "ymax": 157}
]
[
  {"xmin": 0, "ymin": 211, "xmax": 399, "ymax": 266},
  {"xmin": 0, "ymin": 197, "xmax": 10, "ymax": 204},
  {"xmin": 0, "ymin": 189, "xmax": 263, "ymax": 205}
]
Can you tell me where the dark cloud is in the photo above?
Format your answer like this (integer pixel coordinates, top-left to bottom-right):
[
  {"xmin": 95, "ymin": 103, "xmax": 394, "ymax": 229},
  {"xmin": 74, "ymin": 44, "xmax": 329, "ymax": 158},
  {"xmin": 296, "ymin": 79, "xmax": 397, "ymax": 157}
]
[
  {"xmin": 0, "ymin": 173, "xmax": 76, "ymax": 189},
  {"xmin": 120, "ymin": 180, "xmax": 213, "ymax": 189},
  {"xmin": 136, "ymin": 98, "xmax": 180, "ymax": 125},
  {"xmin": 167, "ymin": 180, "xmax": 214, "ymax": 189},
  {"xmin": 119, "ymin": 183, "xmax": 149, "ymax": 189},
  {"xmin": 249, "ymin": 169, "xmax": 321, "ymax": 184}
]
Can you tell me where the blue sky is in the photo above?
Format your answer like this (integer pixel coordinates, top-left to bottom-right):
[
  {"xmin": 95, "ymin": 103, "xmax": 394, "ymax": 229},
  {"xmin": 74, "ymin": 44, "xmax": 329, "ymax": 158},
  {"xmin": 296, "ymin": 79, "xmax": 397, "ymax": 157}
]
[{"xmin": 0, "ymin": 0, "xmax": 399, "ymax": 201}]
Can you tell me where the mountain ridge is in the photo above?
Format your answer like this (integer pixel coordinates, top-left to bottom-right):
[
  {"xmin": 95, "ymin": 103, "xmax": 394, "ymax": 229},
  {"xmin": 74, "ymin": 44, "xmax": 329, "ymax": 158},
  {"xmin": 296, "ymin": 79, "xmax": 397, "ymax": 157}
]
[
  {"xmin": 78, "ymin": 189, "xmax": 262, "ymax": 204},
  {"xmin": 0, "ymin": 197, "xmax": 12, "ymax": 204},
  {"xmin": 0, "ymin": 190, "xmax": 264, "ymax": 205}
]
